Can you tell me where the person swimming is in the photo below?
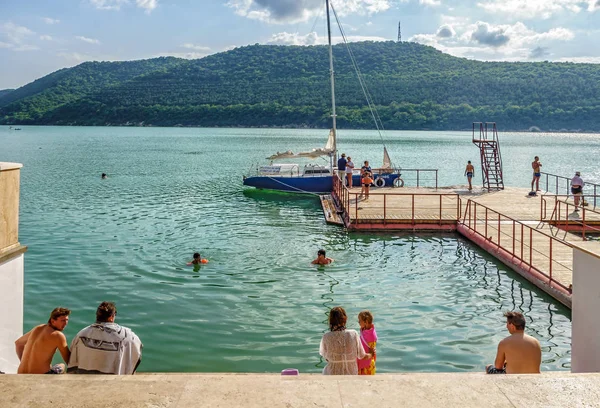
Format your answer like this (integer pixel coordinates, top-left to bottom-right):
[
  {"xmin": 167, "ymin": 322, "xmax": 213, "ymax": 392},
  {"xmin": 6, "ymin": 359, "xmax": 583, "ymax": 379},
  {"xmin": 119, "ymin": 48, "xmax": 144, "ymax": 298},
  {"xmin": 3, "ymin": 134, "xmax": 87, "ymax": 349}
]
[
  {"xmin": 101, "ymin": 173, "xmax": 107, "ymax": 179},
  {"xmin": 312, "ymin": 249, "xmax": 333, "ymax": 265},
  {"xmin": 187, "ymin": 252, "xmax": 208, "ymax": 266}
]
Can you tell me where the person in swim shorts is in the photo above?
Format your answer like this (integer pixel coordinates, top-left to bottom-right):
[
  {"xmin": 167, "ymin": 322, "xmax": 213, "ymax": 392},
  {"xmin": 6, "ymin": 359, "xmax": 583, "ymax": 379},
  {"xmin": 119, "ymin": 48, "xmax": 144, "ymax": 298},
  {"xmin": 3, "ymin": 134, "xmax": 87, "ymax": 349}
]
[
  {"xmin": 485, "ymin": 311, "xmax": 541, "ymax": 374},
  {"xmin": 15, "ymin": 307, "xmax": 71, "ymax": 374},
  {"xmin": 531, "ymin": 156, "xmax": 542, "ymax": 191},
  {"xmin": 464, "ymin": 161, "xmax": 475, "ymax": 191},
  {"xmin": 571, "ymin": 171, "xmax": 584, "ymax": 208}
]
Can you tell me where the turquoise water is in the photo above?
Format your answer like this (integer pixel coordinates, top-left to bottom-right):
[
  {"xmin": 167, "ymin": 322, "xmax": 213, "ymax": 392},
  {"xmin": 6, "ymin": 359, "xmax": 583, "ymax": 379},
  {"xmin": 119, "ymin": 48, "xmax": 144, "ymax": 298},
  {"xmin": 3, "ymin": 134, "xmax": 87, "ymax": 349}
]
[{"xmin": 2, "ymin": 126, "xmax": 593, "ymax": 373}]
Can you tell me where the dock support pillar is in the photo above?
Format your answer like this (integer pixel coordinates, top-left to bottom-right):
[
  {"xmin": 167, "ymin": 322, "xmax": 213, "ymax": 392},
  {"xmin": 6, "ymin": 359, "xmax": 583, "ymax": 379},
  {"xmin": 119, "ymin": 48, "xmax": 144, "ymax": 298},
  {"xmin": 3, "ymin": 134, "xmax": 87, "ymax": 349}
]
[
  {"xmin": 0, "ymin": 162, "xmax": 26, "ymax": 374},
  {"xmin": 572, "ymin": 246, "xmax": 600, "ymax": 373}
]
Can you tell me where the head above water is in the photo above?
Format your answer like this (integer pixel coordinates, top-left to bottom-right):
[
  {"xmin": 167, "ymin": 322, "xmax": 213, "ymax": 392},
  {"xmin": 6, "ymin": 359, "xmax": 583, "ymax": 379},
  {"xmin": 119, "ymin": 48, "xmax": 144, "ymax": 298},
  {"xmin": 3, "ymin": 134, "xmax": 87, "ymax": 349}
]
[
  {"xmin": 317, "ymin": 249, "xmax": 326, "ymax": 257},
  {"xmin": 193, "ymin": 252, "xmax": 200, "ymax": 259},
  {"xmin": 101, "ymin": 173, "xmax": 107, "ymax": 179},
  {"xmin": 468, "ymin": 160, "xmax": 471, "ymax": 164},
  {"xmin": 329, "ymin": 306, "xmax": 347, "ymax": 331},
  {"xmin": 96, "ymin": 301, "xmax": 117, "ymax": 323},
  {"xmin": 504, "ymin": 311, "xmax": 526, "ymax": 331},
  {"xmin": 534, "ymin": 156, "xmax": 539, "ymax": 160}
]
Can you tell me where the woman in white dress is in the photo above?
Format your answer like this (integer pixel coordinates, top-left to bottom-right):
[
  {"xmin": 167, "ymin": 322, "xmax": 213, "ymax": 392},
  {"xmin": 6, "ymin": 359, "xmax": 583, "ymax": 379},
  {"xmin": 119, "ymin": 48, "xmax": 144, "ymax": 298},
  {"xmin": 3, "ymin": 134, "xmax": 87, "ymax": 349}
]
[{"xmin": 319, "ymin": 306, "xmax": 372, "ymax": 375}]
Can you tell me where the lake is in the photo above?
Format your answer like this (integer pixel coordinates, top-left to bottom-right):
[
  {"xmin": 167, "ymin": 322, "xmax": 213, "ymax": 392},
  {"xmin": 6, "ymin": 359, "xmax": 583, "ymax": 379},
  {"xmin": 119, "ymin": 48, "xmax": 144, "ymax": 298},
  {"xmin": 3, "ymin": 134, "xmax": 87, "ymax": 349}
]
[{"xmin": 3, "ymin": 126, "xmax": 594, "ymax": 372}]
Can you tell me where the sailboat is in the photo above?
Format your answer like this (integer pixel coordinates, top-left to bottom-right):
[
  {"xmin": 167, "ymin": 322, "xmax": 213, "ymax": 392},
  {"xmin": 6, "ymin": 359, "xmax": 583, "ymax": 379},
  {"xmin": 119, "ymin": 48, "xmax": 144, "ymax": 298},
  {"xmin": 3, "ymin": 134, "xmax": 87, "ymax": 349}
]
[{"xmin": 242, "ymin": 0, "xmax": 401, "ymax": 194}]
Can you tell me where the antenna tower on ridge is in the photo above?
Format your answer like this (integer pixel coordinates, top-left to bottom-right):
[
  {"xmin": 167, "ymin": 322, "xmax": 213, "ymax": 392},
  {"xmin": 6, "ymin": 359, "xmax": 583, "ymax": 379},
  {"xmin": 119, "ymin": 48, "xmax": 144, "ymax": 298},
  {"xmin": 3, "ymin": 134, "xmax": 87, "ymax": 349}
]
[{"xmin": 397, "ymin": 21, "xmax": 402, "ymax": 42}]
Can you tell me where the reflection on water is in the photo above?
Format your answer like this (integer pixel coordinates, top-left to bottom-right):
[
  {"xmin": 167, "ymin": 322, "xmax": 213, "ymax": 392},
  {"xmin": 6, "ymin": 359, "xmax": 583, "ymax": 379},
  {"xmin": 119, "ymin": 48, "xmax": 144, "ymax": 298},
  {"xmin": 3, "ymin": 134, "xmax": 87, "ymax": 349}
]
[{"xmin": 3, "ymin": 126, "xmax": 572, "ymax": 373}]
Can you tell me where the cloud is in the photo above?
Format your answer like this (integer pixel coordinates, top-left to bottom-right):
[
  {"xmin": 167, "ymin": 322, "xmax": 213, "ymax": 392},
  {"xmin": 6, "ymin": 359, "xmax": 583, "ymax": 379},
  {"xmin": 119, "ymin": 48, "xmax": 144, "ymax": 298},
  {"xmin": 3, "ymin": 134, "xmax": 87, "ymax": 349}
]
[
  {"xmin": 556, "ymin": 55, "xmax": 600, "ymax": 63},
  {"xmin": 89, "ymin": 0, "xmax": 128, "ymax": 11},
  {"xmin": 136, "ymin": 0, "xmax": 158, "ymax": 13},
  {"xmin": 420, "ymin": 0, "xmax": 441, "ymax": 6},
  {"xmin": 476, "ymin": 0, "xmax": 599, "ymax": 20},
  {"xmin": 90, "ymin": 0, "xmax": 157, "ymax": 12},
  {"xmin": 156, "ymin": 52, "xmax": 206, "ymax": 59},
  {"xmin": 226, "ymin": 0, "xmax": 391, "ymax": 24},
  {"xmin": 1, "ymin": 22, "xmax": 35, "ymax": 44},
  {"xmin": 436, "ymin": 24, "xmax": 455, "ymax": 38},
  {"xmin": 13, "ymin": 44, "xmax": 40, "ymax": 51},
  {"xmin": 267, "ymin": 31, "xmax": 387, "ymax": 45},
  {"xmin": 43, "ymin": 17, "xmax": 60, "ymax": 25},
  {"xmin": 529, "ymin": 46, "xmax": 549, "ymax": 59},
  {"xmin": 181, "ymin": 43, "xmax": 211, "ymax": 52},
  {"xmin": 410, "ymin": 21, "xmax": 575, "ymax": 62},
  {"xmin": 470, "ymin": 22, "xmax": 510, "ymax": 47},
  {"xmin": 40, "ymin": 35, "xmax": 53, "ymax": 41},
  {"xmin": 76, "ymin": 36, "xmax": 101, "ymax": 44}
]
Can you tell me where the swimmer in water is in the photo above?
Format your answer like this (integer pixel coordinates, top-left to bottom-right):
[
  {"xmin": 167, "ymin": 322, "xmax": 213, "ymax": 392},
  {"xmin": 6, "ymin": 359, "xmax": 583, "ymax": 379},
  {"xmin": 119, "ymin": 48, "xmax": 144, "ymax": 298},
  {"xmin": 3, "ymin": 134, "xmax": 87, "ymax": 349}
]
[
  {"xmin": 101, "ymin": 173, "xmax": 107, "ymax": 179},
  {"xmin": 311, "ymin": 249, "xmax": 334, "ymax": 265},
  {"xmin": 187, "ymin": 252, "xmax": 208, "ymax": 266}
]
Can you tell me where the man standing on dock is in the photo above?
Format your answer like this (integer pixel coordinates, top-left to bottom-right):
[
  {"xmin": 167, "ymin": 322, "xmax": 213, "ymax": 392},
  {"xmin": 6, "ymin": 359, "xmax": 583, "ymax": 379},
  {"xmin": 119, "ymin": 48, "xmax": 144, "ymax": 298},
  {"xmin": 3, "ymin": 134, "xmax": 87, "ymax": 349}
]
[
  {"xmin": 337, "ymin": 154, "xmax": 347, "ymax": 181},
  {"xmin": 531, "ymin": 156, "xmax": 542, "ymax": 191},
  {"xmin": 571, "ymin": 171, "xmax": 584, "ymax": 209},
  {"xmin": 464, "ymin": 161, "xmax": 475, "ymax": 191},
  {"xmin": 486, "ymin": 311, "xmax": 541, "ymax": 374}
]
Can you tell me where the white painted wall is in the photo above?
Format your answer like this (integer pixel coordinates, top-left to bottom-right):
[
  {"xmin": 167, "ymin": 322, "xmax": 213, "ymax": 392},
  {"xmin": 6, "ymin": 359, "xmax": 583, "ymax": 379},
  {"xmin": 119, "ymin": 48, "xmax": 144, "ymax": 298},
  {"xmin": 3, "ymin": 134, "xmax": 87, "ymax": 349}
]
[
  {"xmin": 572, "ymin": 247, "xmax": 600, "ymax": 373},
  {"xmin": 0, "ymin": 253, "xmax": 23, "ymax": 373}
]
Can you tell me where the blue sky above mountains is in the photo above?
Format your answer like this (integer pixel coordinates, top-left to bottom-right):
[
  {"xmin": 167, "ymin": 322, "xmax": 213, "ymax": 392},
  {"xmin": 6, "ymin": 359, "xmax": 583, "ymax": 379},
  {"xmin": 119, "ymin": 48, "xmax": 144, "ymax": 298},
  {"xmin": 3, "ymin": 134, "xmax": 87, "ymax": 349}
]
[{"xmin": 1, "ymin": 0, "xmax": 599, "ymax": 89}]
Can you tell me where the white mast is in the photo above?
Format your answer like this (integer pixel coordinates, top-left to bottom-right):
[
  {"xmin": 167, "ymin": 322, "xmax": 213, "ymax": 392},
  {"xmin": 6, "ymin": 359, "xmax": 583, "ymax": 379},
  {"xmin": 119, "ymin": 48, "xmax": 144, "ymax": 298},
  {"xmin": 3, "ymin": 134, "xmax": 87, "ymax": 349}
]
[{"xmin": 325, "ymin": 0, "xmax": 337, "ymax": 157}]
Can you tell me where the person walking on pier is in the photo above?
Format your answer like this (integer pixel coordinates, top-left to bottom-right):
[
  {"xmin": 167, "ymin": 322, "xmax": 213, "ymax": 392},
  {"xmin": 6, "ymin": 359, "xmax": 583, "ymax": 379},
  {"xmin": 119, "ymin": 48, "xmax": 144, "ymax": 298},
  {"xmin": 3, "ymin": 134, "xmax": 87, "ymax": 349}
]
[
  {"xmin": 15, "ymin": 307, "xmax": 71, "ymax": 374},
  {"xmin": 531, "ymin": 156, "xmax": 542, "ymax": 191},
  {"xmin": 571, "ymin": 171, "xmax": 584, "ymax": 209},
  {"xmin": 486, "ymin": 311, "xmax": 541, "ymax": 374},
  {"xmin": 464, "ymin": 161, "xmax": 475, "ymax": 191}
]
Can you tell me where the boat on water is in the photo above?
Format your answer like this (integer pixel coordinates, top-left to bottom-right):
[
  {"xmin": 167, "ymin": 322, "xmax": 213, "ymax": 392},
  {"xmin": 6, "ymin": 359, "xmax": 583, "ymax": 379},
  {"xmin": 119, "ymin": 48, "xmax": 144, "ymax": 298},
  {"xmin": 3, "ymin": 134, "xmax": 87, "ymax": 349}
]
[{"xmin": 242, "ymin": 0, "xmax": 402, "ymax": 194}]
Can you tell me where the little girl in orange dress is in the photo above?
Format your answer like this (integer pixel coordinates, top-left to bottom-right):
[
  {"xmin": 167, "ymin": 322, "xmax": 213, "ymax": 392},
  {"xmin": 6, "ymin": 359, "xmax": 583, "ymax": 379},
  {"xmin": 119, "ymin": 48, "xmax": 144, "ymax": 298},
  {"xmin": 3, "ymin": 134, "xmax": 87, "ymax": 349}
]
[{"xmin": 357, "ymin": 310, "xmax": 377, "ymax": 375}]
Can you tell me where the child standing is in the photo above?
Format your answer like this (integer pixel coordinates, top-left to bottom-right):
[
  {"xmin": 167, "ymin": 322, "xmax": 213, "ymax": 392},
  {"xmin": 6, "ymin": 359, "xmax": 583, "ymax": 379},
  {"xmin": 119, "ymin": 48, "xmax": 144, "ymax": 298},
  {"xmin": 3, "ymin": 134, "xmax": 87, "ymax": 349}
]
[
  {"xmin": 361, "ymin": 172, "xmax": 373, "ymax": 200},
  {"xmin": 357, "ymin": 310, "xmax": 377, "ymax": 375}
]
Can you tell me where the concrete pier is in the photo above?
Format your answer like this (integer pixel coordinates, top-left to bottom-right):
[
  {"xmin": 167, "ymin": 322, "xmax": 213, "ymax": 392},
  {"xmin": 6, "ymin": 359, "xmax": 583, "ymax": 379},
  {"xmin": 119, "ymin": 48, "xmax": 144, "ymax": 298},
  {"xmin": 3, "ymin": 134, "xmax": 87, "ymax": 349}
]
[{"xmin": 1, "ymin": 373, "xmax": 599, "ymax": 408}]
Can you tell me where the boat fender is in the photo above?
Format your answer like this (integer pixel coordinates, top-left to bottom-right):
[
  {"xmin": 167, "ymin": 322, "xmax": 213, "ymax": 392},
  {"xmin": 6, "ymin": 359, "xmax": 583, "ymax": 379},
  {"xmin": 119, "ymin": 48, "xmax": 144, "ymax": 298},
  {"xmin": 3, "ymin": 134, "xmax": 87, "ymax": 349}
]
[
  {"xmin": 374, "ymin": 177, "xmax": 385, "ymax": 188},
  {"xmin": 393, "ymin": 178, "xmax": 404, "ymax": 188}
]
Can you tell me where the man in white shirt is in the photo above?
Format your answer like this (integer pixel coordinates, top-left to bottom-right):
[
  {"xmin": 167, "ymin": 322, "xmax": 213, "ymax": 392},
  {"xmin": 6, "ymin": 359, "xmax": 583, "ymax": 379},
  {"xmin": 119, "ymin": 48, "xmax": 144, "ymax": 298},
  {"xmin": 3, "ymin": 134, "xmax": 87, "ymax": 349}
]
[{"xmin": 571, "ymin": 171, "xmax": 584, "ymax": 209}]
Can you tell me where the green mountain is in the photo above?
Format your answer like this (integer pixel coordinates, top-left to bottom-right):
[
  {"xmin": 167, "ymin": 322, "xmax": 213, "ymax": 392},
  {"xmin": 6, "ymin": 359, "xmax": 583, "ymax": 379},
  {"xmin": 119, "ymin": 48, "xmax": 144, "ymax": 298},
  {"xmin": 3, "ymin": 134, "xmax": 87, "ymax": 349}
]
[
  {"xmin": 0, "ymin": 89, "xmax": 14, "ymax": 99},
  {"xmin": 2, "ymin": 41, "xmax": 600, "ymax": 131}
]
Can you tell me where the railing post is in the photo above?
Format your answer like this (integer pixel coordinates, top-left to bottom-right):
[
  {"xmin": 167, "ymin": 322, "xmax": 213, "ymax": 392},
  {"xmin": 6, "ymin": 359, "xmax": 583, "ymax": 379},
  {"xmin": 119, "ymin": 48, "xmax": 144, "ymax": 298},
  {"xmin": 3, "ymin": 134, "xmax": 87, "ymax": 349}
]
[
  {"xmin": 497, "ymin": 213, "xmax": 501, "ymax": 247},
  {"xmin": 520, "ymin": 224, "xmax": 524, "ymax": 260},
  {"xmin": 545, "ymin": 173, "xmax": 548, "ymax": 192},
  {"xmin": 582, "ymin": 207, "xmax": 586, "ymax": 240},
  {"xmin": 436, "ymin": 170, "xmax": 438, "ymax": 189},
  {"xmin": 512, "ymin": 220, "xmax": 515, "ymax": 255},
  {"xmin": 485, "ymin": 208, "xmax": 488, "ymax": 239},
  {"xmin": 355, "ymin": 193, "xmax": 358, "ymax": 223},
  {"xmin": 417, "ymin": 170, "xmax": 420, "ymax": 188},
  {"xmin": 529, "ymin": 228, "xmax": 533, "ymax": 269},
  {"xmin": 549, "ymin": 238, "xmax": 553, "ymax": 283}
]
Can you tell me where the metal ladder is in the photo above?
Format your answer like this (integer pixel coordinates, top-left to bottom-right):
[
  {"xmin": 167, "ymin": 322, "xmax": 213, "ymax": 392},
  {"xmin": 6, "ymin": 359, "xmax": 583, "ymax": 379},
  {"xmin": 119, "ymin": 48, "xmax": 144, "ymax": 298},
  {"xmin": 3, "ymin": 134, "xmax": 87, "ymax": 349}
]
[{"xmin": 472, "ymin": 122, "xmax": 504, "ymax": 191}]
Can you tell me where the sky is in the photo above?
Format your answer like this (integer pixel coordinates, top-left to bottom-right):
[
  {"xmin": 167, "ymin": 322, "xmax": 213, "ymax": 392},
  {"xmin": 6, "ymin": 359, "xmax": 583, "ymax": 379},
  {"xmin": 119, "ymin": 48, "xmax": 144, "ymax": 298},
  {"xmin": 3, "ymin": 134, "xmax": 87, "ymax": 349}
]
[{"xmin": 1, "ymin": 0, "xmax": 600, "ymax": 89}]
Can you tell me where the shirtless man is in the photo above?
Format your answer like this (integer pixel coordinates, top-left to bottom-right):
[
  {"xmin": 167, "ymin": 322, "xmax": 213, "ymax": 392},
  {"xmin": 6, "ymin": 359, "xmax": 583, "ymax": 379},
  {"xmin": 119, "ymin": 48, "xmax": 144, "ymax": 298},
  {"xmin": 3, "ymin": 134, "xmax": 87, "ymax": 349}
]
[
  {"xmin": 486, "ymin": 311, "xmax": 541, "ymax": 374},
  {"xmin": 312, "ymin": 249, "xmax": 334, "ymax": 265},
  {"xmin": 15, "ymin": 307, "xmax": 71, "ymax": 374},
  {"xmin": 531, "ymin": 156, "xmax": 542, "ymax": 191},
  {"xmin": 464, "ymin": 161, "xmax": 475, "ymax": 191}
]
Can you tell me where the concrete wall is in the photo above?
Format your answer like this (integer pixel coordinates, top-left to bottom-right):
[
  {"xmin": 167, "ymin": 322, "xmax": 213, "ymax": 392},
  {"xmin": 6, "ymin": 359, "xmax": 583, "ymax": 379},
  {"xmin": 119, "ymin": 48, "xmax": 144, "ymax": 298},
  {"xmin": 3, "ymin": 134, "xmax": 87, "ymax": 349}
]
[
  {"xmin": 571, "ymin": 246, "xmax": 600, "ymax": 373},
  {"xmin": 0, "ymin": 253, "xmax": 24, "ymax": 373},
  {"xmin": 0, "ymin": 162, "xmax": 24, "ymax": 374}
]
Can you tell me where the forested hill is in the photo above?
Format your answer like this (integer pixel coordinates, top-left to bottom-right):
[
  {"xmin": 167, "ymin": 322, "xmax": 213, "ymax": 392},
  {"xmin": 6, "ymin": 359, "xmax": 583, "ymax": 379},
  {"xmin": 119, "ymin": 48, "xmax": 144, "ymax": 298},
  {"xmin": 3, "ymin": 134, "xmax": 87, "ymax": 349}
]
[
  {"xmin": 2, "ymin": 41, "xmax": 600, "ymax": 131},
  {"xmin": 0, "ymin": 89, "xmax": 14, "ymax": 98}
]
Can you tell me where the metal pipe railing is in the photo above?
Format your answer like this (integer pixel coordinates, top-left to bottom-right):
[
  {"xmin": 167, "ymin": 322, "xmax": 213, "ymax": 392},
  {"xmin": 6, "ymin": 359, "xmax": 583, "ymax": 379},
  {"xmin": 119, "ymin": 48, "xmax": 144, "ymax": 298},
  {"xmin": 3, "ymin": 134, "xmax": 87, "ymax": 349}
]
[
  {"xmin": 461, "ymin": 199, "xmax": 572, "ymax": 292},
  {"xmin": 541, "ymin": 171, "xmax": 600, "ymax": 208}
]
